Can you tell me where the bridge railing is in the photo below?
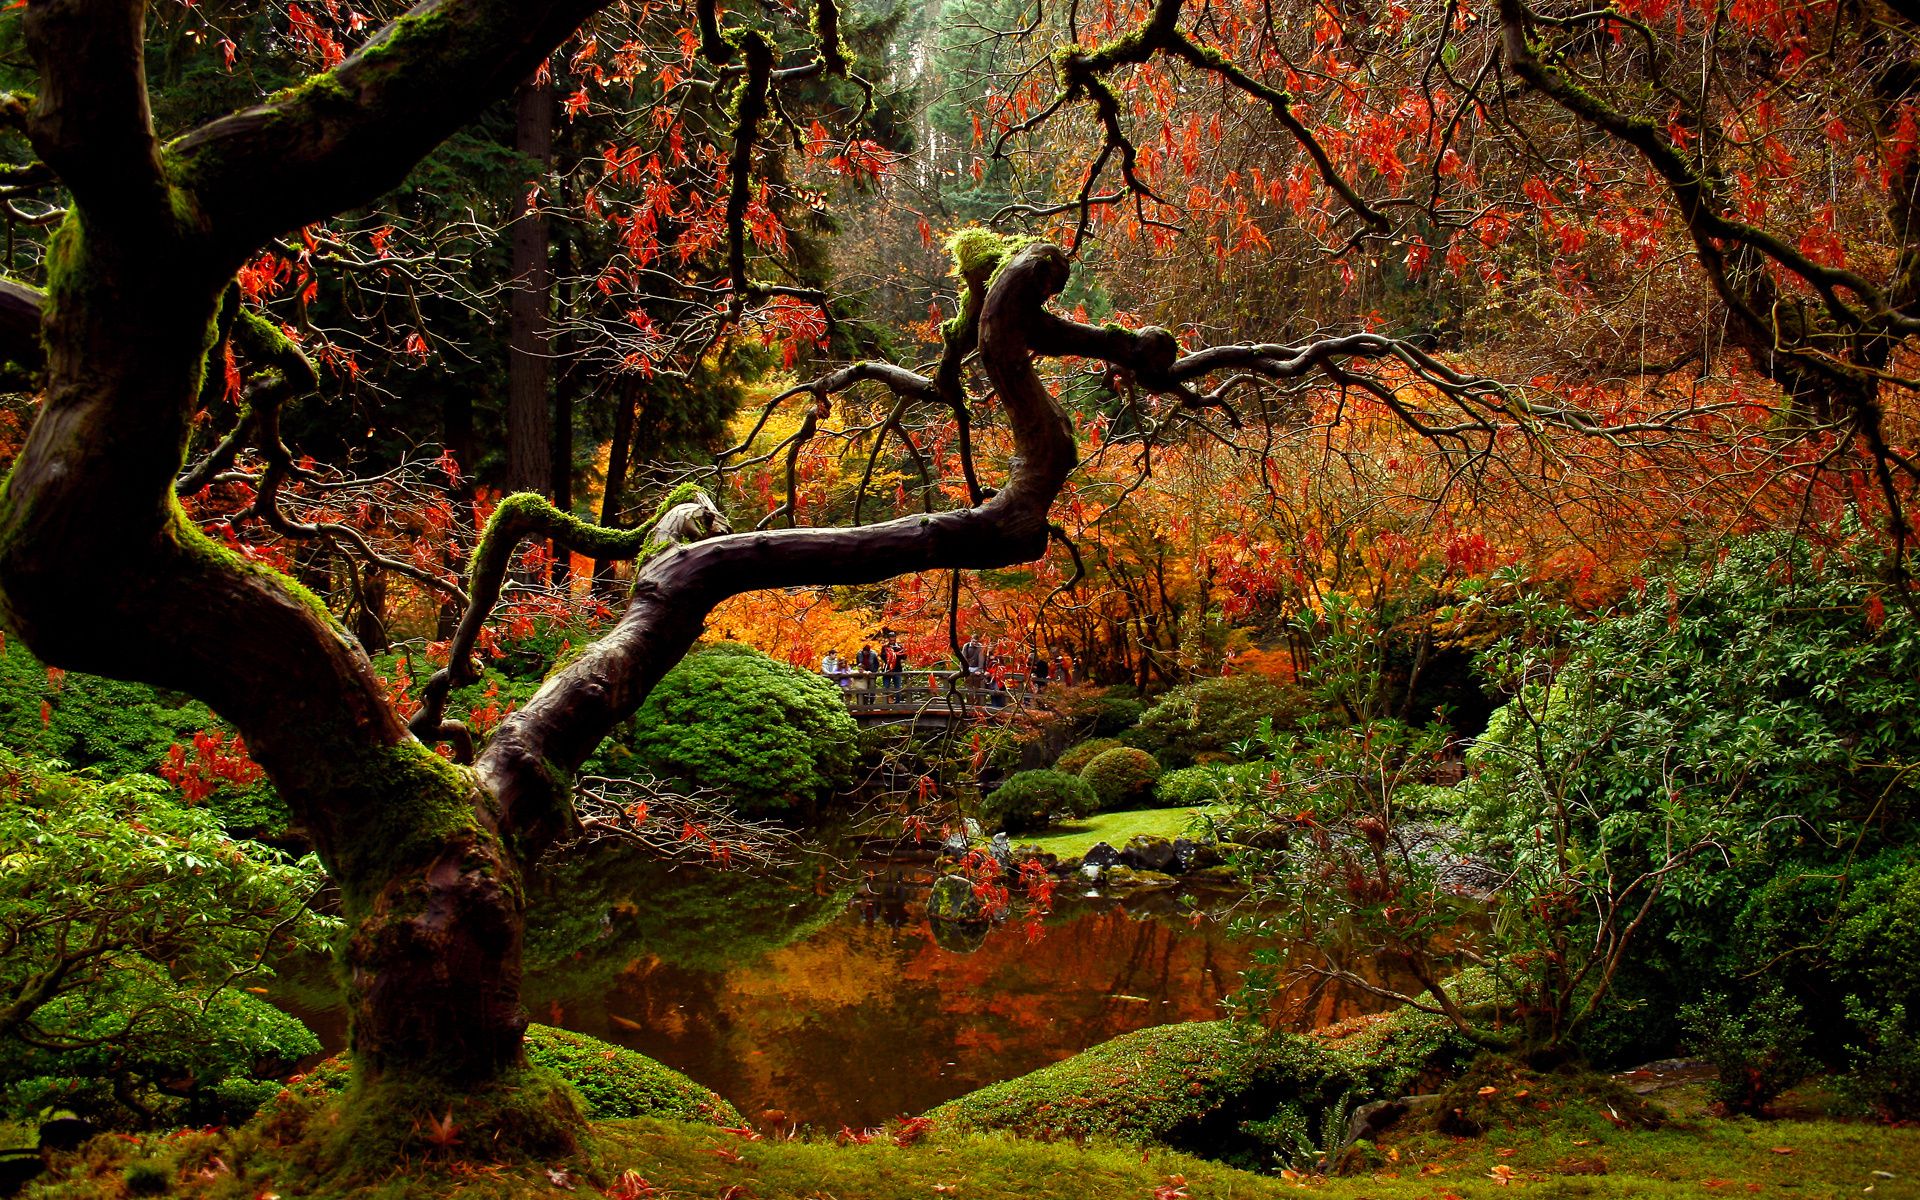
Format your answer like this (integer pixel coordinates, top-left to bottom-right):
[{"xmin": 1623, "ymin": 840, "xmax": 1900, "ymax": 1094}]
[{"xmin": 824, "ymin": 670, "xmax": 1039, "ymax": 718}]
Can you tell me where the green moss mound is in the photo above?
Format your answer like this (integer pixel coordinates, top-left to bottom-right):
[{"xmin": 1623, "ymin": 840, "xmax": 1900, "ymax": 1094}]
[
  {"xmin": 927, "ymin": 1011, "xmax": 1467, "ymax": 1169},
  {"xmin": 523, "ymin": 1026, "xmax": 741, "ymax": 1124}
]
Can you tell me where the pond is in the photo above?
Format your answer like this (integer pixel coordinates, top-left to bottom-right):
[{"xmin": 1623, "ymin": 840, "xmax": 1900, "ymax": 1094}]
[{"xmin": 277, "ymin": 841, "xmax": 1388, "ymax": 1131}]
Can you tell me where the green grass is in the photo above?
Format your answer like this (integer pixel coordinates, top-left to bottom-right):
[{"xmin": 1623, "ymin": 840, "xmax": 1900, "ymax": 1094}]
[{"xmin": 1017, "ymin": 805, "xmax": 1221, "ymax": 858}]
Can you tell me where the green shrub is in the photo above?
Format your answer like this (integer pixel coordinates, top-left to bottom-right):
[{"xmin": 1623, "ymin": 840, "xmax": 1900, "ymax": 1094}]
[
  {"xmin": 1080, "ymin": 746, "xmax": 1163, "ymax": 811},
  {"xmin": 1081, "ymin": 691, "xmax": 1144, "ymax": 737},
  {"xmin": 1125, "ymin": 675, "xmax": 1310, "ymax": 769},
  {"xmin": 982, "ymin": 770, "xmax": 1097, "ymax": 834},
  {"xmin": 1839, "ymin": 999, "xmax": 1920, "ymax": 1119},
  {"xmin": 0, "ymin": 751, "xmax": 334, "ymax": 1128},
  {"xmin": 1680, "ymin": 987, "xmax": 1816, "ymax": 1115},
  {"xmin": 0, "ymin": 640, "xmax": 287, "ymax": 835},
  {"xmin": 611, "ymin": 642, "xmax": 859, "ymax": 814},
  {"xmin": 522, "ymin": 1025, "xmax": 740, "ymax": 1124},
  {"xmin": 1455, "ymin": 530, "xmax": 1920, "ymax": 1064},
  {"xmin": 1054, "ymin": 736, "xmax": 1123, "ymax": 775},
  {"xmin": 1155, "ymin": 762, "xmax": 1270, "ymax": 808}
]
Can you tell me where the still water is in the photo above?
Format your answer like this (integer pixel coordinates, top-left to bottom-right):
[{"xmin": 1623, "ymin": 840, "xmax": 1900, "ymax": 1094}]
[{"xmin": 281, "ymin": 843, "xmax": 1382, "ymax": 1130}]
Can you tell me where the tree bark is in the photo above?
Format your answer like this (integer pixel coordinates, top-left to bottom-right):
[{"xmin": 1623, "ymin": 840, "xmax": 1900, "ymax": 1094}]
[
  {"xmin": 506, "ymin": 72, "xmax": 553, "ymax": 496},
  {"xmin": 594, "ymin": 376, "xmax": 640, "ymax": 592}
]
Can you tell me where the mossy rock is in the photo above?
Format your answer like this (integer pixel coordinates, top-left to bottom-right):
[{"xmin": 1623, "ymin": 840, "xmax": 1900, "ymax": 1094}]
[
  {"xmin": 523, "ymin": 1025, "xmax": 740, "ymax": 1124},
  {"xmin": 1100, "ymin": 866, "xmax": 1179, "ymax": 891},
  {"xmin": 927, "ymin": 1008, "xmax": 1472, "ymax": 1167}
]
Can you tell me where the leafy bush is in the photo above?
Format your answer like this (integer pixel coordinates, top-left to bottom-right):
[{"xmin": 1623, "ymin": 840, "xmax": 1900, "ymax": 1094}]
[
  {"xmin": 610, "ymin": 642, "xmax": 859, "ymax": 814},
  {"xmin": 1680, "ymin": 987, "xmax": 1816, "ymax": 1115},
  {"xmin": 0, "ymin": 750, "xmax": 335, "ymax": 1128},
  {"xmin": 1054, "ymin": 737, "xmax": 1122, "ymax": 775},
  {"xmin": 0, "ymin": 640, "xmax": 286, "ymax": 835},
  {"xmin": 1124, "ymin": 675, "xmax": 1310, "ymax": 769},
  {"xmin": 1156, "ymin": 762, "xmax": 1270, "ymax": 808},
  {"xmin": 1080, "ymin": 746, "xmax": 1163, "ymax": 811},
  {"xmin": 1452, "ymin": 531, "xmax": 1920, "ymax": 1066},
  {"xmin": 982, "ymin": 770, "xmax": 1097, "ymax": 834},
  {"xmin": 1839, "ymin": 999, "xmax": 1920, "ymax": 1119}
]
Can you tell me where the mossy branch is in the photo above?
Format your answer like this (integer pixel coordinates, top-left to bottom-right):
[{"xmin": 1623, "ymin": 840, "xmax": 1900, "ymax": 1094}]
[{"xmin": 408, "ymin": 486, "xmax": 722, "ymax": 756}]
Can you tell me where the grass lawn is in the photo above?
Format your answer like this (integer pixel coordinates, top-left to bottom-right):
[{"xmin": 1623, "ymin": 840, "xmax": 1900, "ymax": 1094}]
[{"xmin": 1016, "ymin": 804, "xmax": 1224, "ymax": 858}]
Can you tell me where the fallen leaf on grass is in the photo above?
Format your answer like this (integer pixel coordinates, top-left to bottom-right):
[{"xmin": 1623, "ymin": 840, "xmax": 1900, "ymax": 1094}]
[
  {"xmin": 1769, "ymin": 1146, "xmax": 1796, "ymax": 1155},
  {"xmin": 1489, "ymin": 1164, "xmax": 1517, "ymax": 1185}
]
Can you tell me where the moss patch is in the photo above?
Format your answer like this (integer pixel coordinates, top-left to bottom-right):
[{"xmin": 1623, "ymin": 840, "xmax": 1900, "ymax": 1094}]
[
  {"xmin": 522, "ymin": 1025, "xmax": 740, "ymax": 1125},
  {"xmin": 926, "ymin": 1010, "xmax": 1470, "ymax": 1169},
  {"xmin": 1018, "ymin": 805, "xmax": 1221, "ymax": 858}
]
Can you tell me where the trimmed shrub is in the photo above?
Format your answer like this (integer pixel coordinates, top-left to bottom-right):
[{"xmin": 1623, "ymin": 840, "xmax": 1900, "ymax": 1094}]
[
  {"xmin": 612, "ymin": 642, "xmax": 859, "ymax": 814},
  {"xmin": 1080, "ymin": 746, "xmax": 1163, "ymax": 811},
  {"xmin": 1054, "ymin": 737, "xmax": 1123, "ymax": 775},
  {"xmin": 1125, "ymin": 675, "xmax": 1310, "ymax": 769},
  {"xmin": 522, "ymin": 1025, "xmax": 741, "ymax": 1124},
  {"xmin": 983, "ymin": 769, "xmax": 1097, "ymax": 834}
]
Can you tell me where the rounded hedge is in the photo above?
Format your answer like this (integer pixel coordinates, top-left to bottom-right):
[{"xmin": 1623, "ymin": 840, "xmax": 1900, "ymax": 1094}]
[
  {"xmin": 1054, "ymin": 737, "xmax": 1124, "ymax": 775},
  {"xmin": 615, "ymin": 642, "xmax": 858, "ymax": 814},
  {"xmin": 983, "ymin": 769, "xmax": 1097, "ymax": 834},
  {"xmin": 1080, "ymin": 746, "xmax": 1163, "ymax": 811}
]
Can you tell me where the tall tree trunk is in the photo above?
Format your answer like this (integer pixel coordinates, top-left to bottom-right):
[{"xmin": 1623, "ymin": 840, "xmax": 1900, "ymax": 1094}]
[
  {"xmin": 594, "ymin": 376, "xmax": 640, "ymax": 592},
  {"xmin": 506, "ymin": 72, "xmax": 552, "ymax": 497},
  {"xmin": 550, "ymin": 223, "xmax": 576, "ymax": 588}
]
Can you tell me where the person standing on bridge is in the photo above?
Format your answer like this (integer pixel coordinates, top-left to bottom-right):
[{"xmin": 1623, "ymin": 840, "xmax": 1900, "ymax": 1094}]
[
  {"xmin": 856, "ymin": 643, "xmax": 879, "ymax": 705},
  {"xmin": 881, "ymin": 637, "xmax": 906, "ymax": 703},
  {"xmin": 960, "ymin": 633, "xmax": 985, "ymax": 682},
  {"xmin": 1027, "ymin": 648, "xmax": 1050, "ymax": 691}
]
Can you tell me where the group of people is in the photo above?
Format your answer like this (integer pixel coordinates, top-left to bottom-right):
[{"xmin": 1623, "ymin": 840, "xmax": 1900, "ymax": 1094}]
[
  {"xmin": 820, "ymin": 635, "xmax": 911, "ymax": 702},
  {"xmin": 819, "ymin": 632, "xmax": 1074, "ymax": 706}
]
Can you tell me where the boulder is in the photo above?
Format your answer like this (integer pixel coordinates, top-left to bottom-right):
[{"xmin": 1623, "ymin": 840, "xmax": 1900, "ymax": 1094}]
[
  {"xmin": 1082, "ymin": 840, "xmax": 1121, "ymax": 868},
  {"xmin": 1177, "ymin": 838, "xmax": 1223, "ymax": 871},
  {"xmin": 1120, "ymin": 834, "xmax": 1179, "ymax": 872},
  {"xmin": 989, "ymin": 832, "xmax": 1013, "ymax": 868},
  {"xmin": 1101, "ymin": 866, "xmax": 1179, "ymax": 892},
  {"xmin": 1012, "ymin": 845, "xmax": 1059, "ymax": 871}
]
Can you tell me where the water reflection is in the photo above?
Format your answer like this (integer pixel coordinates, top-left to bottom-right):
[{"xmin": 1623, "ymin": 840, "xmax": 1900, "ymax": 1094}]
[{"xmin": 276, "ymin": 843, "xmax": 1390, "ymax": 1130}]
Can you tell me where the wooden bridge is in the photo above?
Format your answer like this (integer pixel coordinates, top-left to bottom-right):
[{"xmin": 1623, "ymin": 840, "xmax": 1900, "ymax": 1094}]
[{"xmin": 828, "ymin": 670, "xmax": 1037, "ymax": 727}]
